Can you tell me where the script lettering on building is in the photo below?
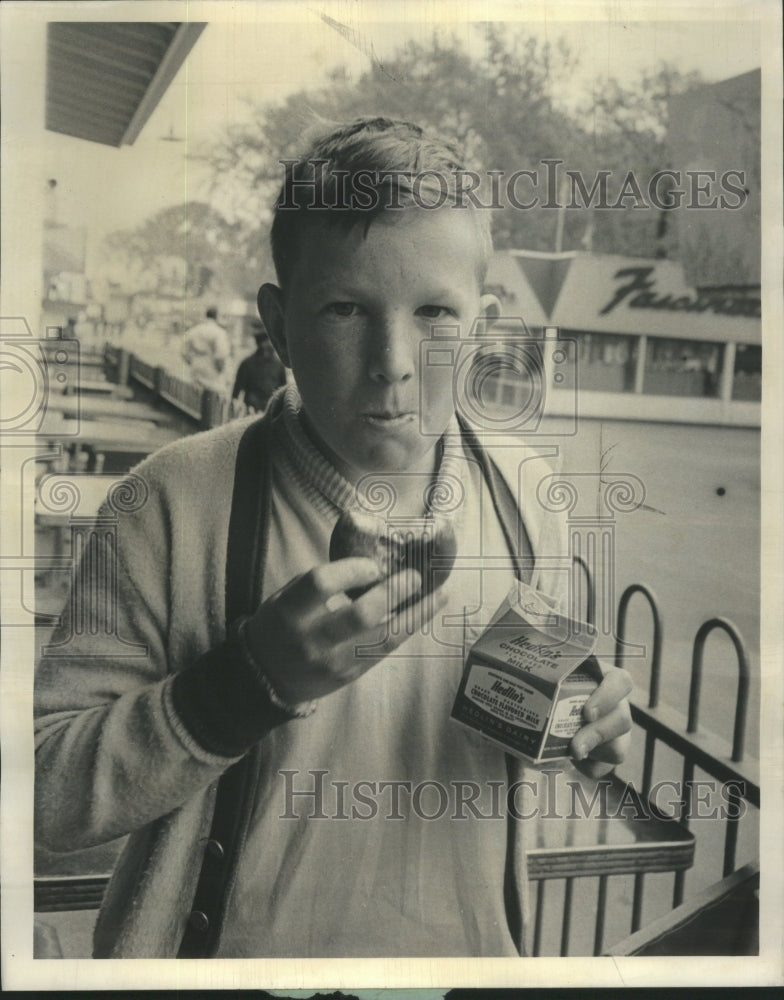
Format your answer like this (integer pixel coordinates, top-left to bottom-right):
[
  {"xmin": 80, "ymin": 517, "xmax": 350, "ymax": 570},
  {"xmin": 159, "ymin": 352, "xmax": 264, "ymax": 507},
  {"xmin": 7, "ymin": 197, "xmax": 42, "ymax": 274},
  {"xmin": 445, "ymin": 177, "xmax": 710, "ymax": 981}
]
[{"xmin": 599, "ymin": 266, "xmax": 761, "ymax": 319}]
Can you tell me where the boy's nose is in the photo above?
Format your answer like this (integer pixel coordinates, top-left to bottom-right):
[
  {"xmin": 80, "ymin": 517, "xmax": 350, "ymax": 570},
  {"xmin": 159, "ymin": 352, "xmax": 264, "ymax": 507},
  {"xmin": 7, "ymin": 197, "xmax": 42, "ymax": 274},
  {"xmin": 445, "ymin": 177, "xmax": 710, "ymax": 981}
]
[{"xmin": 368, "ymin": 314, "xmax": 415, "ymax": 384}]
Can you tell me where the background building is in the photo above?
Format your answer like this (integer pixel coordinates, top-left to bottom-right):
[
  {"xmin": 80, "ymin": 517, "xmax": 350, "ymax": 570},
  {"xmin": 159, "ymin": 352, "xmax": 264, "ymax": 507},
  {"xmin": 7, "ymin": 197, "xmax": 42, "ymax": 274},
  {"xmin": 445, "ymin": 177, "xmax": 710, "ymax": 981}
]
[{"xmin": 484, "ymin": 248, "xmax": 761, "ymax": 427}]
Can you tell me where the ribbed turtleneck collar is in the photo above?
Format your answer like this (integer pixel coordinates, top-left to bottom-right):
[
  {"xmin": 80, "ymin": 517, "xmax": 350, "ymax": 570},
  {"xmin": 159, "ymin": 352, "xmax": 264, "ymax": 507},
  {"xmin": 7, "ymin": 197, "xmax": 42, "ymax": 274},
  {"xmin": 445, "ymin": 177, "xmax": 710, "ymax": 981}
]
[{"xmin": 273, "ymin": 383, "xmax": 467, "ymax": 524}]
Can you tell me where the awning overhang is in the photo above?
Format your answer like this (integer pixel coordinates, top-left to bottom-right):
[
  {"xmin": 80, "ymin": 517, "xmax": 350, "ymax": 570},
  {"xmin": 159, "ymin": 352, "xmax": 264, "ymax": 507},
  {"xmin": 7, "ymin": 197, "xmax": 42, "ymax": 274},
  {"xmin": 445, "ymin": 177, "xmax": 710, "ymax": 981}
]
[{"xmin": 46, "ymin": 21, "xmax": 206, "ymax": 147}]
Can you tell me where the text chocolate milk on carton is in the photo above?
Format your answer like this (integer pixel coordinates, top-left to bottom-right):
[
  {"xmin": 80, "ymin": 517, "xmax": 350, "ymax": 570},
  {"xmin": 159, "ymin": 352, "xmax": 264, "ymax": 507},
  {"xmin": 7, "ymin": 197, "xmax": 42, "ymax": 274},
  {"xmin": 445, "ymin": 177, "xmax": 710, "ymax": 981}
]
[{"xmin": 451, "ymin": 582, "xmax": 602, "ymax": 763}]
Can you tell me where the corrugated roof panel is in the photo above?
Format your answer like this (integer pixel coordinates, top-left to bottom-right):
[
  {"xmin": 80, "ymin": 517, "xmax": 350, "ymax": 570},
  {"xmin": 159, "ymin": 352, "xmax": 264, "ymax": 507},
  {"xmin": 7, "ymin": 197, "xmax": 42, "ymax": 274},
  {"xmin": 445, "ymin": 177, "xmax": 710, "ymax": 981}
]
[{"xmin": 45, "ymin": 21, "xmax": 205, "ymax": 147}]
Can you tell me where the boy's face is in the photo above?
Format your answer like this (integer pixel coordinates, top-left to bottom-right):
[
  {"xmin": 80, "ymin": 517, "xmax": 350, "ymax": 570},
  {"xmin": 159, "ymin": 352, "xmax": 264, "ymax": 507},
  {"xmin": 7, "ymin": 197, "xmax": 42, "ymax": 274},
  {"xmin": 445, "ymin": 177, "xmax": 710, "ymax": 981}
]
[{"xmin": 259, "ymin": 207, "xmax": 498, "ymax": 484}]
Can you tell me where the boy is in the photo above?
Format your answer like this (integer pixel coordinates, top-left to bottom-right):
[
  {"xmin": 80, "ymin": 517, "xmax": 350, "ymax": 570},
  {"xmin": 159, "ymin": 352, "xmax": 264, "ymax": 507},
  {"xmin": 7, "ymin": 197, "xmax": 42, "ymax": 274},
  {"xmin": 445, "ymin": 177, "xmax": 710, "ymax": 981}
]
[{"xmin": 35, "ymin": 118, "xmax": 631, "ymax": 958}]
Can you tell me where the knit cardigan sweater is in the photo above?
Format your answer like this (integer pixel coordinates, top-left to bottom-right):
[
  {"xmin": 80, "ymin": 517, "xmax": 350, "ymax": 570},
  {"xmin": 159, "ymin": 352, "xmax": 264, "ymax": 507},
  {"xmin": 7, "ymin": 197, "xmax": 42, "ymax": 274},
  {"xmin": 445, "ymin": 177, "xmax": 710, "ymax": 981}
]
[{"xmin": 34, "ymin": 396, "xmax": 569, "ymax": 958}]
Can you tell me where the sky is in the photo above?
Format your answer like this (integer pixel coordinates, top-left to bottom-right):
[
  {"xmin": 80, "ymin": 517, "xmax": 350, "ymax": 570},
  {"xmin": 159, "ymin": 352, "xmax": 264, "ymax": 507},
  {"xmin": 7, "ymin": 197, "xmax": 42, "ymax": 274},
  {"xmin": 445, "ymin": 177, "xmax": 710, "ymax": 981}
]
[{"xmin": 4, "ymin": 2, "xmax": 765, "ymax": 275}]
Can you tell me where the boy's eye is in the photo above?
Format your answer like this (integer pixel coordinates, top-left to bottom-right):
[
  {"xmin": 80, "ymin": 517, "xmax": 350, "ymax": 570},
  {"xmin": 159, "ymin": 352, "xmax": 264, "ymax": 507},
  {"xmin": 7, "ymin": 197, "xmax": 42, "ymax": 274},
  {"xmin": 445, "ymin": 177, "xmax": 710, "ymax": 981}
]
[
  {"xmin": 324, "ymin": 302, "xmax": 360, "ymax": 318},
  {"xmin": 417, "ymin": 305, "xmax": 454, "ymax": 320}
]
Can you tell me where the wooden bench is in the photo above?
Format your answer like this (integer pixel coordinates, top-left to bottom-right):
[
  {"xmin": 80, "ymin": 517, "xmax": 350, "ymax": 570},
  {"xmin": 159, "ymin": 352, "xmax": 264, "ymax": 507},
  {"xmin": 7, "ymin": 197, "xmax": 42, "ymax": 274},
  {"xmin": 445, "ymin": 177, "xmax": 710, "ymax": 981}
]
[{"xmin": 43, "ymin": 396, "xmax": 175, "ymax": 425}]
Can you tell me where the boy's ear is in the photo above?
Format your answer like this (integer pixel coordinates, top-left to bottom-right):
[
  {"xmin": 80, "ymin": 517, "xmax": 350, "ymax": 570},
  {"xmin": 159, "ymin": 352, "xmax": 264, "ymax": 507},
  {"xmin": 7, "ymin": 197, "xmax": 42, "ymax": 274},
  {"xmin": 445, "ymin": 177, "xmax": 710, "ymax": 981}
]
[{"xmin": 257, "ymin": 283, "xmax": 290, "ymax": 368}]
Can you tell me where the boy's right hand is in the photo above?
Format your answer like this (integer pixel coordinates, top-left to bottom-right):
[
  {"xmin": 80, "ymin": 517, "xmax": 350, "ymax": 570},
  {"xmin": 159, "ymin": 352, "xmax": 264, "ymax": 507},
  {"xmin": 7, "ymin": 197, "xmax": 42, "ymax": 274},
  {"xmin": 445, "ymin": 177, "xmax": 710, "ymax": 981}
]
[{"xmin": 243, "ymin": 557, "xmax": 446, "ymax": 705}]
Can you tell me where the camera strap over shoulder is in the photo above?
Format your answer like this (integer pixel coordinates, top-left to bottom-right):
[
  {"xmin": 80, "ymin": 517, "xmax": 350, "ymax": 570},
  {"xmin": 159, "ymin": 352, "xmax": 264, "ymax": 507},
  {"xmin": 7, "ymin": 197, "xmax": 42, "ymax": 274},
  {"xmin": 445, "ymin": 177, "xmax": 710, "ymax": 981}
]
[
  {"xmin": 457, "ymin": 416, "xmax": 537, "ymax": 954},
  {"xmin": 178, "ymin": 414, "xmax": 273, "ymax": 958},
  {"xmin": 457, "ymin": 416, "xmax": 534, "ymax": 585},
  {"xmin": 180, "ymin": 413, "xmax": 533, "ymax": 957}
]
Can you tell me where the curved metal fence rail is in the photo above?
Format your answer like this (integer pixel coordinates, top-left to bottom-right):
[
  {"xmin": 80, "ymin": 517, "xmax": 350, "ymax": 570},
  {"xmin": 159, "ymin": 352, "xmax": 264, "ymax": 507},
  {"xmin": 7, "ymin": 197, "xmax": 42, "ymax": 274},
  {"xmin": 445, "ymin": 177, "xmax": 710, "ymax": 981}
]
[
  {"xmin": 616, "ymin": 583, "xmax": 663, "ymax": 933},
  {"xmin": 572, "ymin": 553, "xmax": 596, "ymax": 626},
  {"xmin": 527, "ymin": 572, "xmax": 758, "ymax": 957},
  {"xmin": 615, "ymin": 586, "xmax": 758, "ymax": 929},
  {"xmin": 672, "ymin": 616, "xmax": 754, "ymax": 907}
]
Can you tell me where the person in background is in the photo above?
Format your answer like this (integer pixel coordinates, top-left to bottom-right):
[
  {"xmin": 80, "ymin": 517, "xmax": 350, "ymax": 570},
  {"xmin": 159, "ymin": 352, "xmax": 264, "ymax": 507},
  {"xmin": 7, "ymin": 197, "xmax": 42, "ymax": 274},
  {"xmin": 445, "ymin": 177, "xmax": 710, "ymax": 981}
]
[
  {"xmin": 181, "ymin": 307, "xmax": 231, "ymax": 393},
  {"xmin": 231, "ymin": 322, "xmax": 287, "ymax": 413}
]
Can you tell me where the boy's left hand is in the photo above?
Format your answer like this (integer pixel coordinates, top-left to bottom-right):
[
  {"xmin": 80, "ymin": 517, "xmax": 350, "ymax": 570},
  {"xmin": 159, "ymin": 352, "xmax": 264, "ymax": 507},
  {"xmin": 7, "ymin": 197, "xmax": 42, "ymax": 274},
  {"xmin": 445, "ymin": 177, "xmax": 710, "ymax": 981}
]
[{"xmin": 569, "ymin": 661, "xmax": 633, "ymax": 779}]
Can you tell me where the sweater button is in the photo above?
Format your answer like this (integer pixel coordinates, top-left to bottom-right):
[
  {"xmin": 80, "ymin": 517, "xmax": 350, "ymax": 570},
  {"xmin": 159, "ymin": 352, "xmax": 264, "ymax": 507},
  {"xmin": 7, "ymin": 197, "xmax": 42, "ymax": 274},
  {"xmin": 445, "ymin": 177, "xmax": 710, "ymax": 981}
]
[
  {"xmin": 206, "ymin": 839, "xmax": 225, "ymax": 860},
  {"xmin": 188, "ymin": 910, "xmax": 210, "ymax": 933}
]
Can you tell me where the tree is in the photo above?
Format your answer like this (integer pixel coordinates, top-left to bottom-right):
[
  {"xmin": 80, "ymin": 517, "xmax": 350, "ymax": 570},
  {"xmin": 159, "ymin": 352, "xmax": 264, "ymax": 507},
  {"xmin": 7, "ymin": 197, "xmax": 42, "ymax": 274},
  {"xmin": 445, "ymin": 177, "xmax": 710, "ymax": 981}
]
[
  {"xmin": 201, "ymin": 27, "xmax": 584, "ymax": 252},
  {"xmin": 574, "ymin": 63, "xmax": 705, "ymax": 258},
  {"xmin": 102, "ymin": 201, "xmax": 274, "ymax": 302},
  {"xmin": 201, "ymin": 28, "xmax": 704, "ymax": 262}
]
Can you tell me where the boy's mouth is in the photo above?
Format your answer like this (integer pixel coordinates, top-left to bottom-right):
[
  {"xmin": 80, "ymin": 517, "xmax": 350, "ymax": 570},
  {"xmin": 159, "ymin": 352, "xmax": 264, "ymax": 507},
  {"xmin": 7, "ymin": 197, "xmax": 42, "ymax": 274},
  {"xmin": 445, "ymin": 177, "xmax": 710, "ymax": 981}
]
[{"xmin": 362, "ymin": 410, "xmax": 416, "ymax": 427}]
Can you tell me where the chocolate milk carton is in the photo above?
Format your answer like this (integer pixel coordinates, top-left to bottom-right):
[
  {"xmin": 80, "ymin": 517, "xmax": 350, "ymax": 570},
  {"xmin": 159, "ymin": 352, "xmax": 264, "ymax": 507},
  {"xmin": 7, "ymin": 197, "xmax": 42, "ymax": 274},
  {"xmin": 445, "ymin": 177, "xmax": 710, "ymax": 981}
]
[{"xmin": 451, "ymin": 582, "xmax": 601, "ymax": 763}]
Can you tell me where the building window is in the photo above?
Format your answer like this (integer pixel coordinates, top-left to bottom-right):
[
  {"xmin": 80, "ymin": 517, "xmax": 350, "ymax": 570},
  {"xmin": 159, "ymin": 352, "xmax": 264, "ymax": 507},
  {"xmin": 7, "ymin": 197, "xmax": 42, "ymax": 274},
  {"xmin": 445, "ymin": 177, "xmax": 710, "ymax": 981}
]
[
  {"xmin": 732, "ymin": 344, "xmax": 762, "ymax": 401},
  {"xmin": 643, "ymin": 338, "xmax": 724, "ymax": 398},
  {"xmin": 558, "ymin": 330, "xmax": 638, "ymax": 393}
]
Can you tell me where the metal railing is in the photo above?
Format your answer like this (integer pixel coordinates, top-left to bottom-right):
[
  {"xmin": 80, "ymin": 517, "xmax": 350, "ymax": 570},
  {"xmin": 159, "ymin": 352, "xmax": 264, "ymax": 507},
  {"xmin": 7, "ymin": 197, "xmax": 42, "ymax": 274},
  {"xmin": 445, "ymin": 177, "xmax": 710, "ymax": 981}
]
[
  {"xmin": 127, "ymin": 354, "xmax": 156, "ymax": 391},
  {"xmin": 616, "ymin": 583, "xmax": 664, "ymax": 932},
  {"xmin": 524, "ymin": 575, "xmax": 757, "ymax": 956},
  {"xmin": 613, "ymin": 584, "xmax": 758, "ymax": 944},
  {"xmin": 157, "ymin": 367, "xmax": 203, "ymax": 421},
  {"xmin": 105, "ymin": 346, "xmax": 245, "ymax": 431}
]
